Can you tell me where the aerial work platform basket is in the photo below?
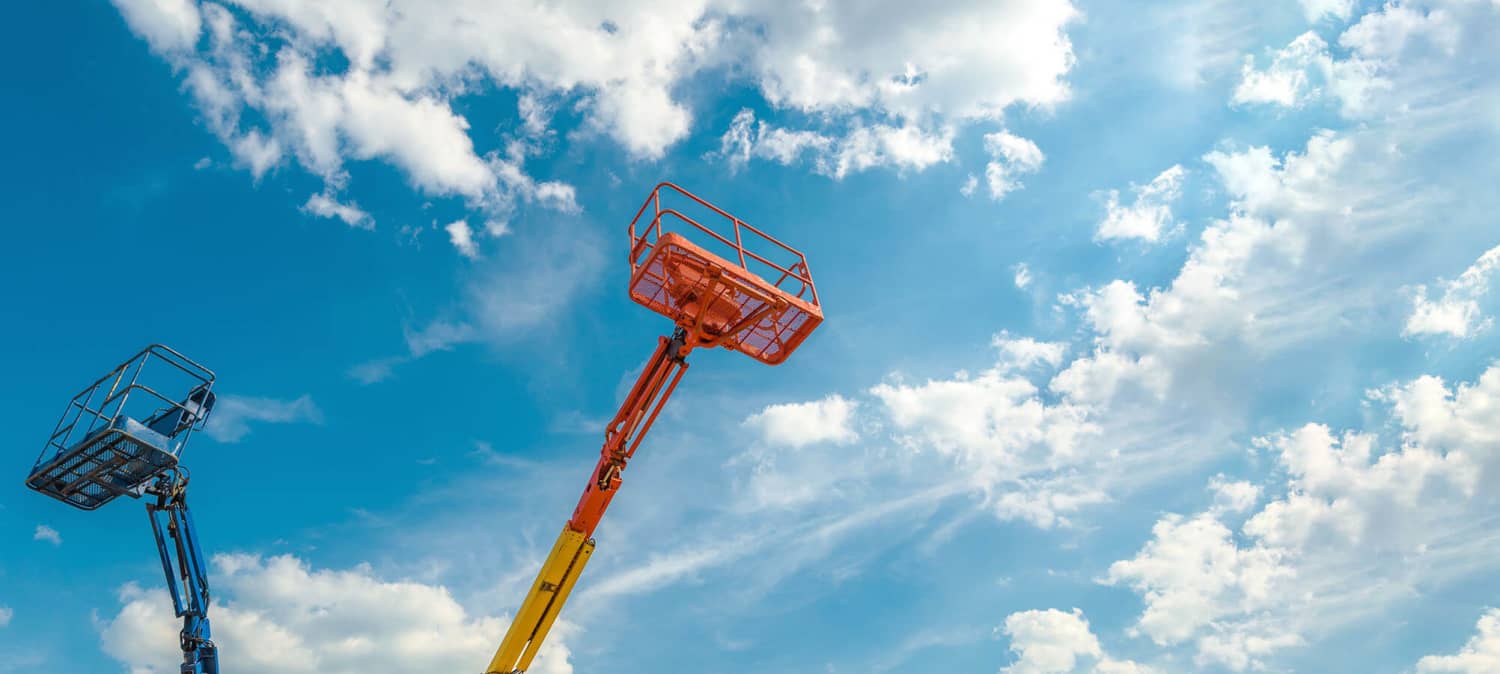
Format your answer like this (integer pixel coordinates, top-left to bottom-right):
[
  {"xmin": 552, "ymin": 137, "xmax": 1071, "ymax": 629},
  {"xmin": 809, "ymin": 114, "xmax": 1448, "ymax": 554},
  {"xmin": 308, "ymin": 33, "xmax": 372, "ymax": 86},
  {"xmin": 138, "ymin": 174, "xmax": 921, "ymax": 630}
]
[
  {"xmin": 26, "ymin": 345, "xmax": 216, "ymax": 511},
  {"xmin": 628, "ymin": 182, "xmax": 822, "ymax": 365}
]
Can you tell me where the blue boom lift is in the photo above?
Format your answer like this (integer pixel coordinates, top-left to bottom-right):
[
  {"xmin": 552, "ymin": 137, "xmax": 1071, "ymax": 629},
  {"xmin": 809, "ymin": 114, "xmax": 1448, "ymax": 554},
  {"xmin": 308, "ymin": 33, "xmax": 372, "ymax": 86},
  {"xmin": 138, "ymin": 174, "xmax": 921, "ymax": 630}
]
[{"xmin": 25, "ymin": 345, "xmax": 220, "ymax": 674}]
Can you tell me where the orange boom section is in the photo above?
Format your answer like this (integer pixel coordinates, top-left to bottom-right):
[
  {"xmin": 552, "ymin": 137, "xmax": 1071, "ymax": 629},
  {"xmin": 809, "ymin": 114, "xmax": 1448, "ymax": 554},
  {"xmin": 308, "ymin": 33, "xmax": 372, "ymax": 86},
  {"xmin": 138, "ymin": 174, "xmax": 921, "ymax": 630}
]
[{"xmin": 628, "ymin": 182, "xmax": 822, "ymax": 365}]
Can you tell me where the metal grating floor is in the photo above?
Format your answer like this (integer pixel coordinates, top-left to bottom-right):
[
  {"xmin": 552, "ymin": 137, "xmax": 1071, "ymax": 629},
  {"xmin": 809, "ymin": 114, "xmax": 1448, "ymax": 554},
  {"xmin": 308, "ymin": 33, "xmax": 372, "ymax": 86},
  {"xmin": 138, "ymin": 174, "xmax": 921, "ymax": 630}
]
[{"xmin": 26, "ymin": 427, "xmax": 177, "ymax": 511}]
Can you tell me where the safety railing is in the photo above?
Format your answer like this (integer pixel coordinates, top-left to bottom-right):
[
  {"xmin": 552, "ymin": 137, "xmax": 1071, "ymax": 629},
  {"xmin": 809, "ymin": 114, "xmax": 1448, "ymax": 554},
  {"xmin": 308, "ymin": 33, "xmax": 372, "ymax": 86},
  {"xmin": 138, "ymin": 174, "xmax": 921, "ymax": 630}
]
[
  {"xmin": 33, "ymin": 344, "xmax": 216, "ymax": 473},
  {"xmin": 628, "ymin": 182, "xmax": 820, "ymax": 309}
]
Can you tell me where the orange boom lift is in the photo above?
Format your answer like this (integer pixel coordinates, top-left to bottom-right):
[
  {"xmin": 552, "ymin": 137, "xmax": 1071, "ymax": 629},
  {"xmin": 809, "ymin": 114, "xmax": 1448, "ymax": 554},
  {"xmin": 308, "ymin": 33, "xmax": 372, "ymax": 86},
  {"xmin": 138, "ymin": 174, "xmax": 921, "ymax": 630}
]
[{"xmin": 485, "ymin": 183, "xmax": 824, "ymax": 673}]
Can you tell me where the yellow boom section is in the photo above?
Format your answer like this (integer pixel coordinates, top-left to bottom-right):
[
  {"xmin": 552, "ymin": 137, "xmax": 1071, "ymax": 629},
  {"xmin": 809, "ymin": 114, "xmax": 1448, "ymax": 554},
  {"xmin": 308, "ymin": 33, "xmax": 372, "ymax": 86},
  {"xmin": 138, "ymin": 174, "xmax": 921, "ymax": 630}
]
[{"xmin": 487, "ymin": 527, "xmax": 595, "ymax": 674}]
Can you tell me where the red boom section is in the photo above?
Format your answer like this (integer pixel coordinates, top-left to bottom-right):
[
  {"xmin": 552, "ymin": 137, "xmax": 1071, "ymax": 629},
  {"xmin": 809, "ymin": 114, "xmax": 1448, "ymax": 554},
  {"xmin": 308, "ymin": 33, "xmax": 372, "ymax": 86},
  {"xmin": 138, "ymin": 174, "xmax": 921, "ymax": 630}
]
[{"xmin": 566, "ymin": 332, "xmax": 688, "ymax": 537}]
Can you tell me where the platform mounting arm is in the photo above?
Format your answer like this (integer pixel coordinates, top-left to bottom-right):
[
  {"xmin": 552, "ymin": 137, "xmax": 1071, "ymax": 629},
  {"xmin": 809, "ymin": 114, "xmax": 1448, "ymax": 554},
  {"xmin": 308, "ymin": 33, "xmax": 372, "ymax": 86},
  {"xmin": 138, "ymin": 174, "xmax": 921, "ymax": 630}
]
[
  {"xmin": 147, "ymin": 472, "xmax": 218, "ymax": 674},
  {"xmin": 486, "ymin": 329, "xmax": 692, "ymax": 674}
]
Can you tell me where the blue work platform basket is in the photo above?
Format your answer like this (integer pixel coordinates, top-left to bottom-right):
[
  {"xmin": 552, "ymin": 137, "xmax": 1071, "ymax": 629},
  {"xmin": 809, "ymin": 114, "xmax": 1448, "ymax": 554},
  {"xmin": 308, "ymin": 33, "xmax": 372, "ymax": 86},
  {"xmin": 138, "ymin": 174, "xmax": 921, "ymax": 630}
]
[{"xmin": 26, "ymin": 345, "xmax": 216, "ymax": 511}]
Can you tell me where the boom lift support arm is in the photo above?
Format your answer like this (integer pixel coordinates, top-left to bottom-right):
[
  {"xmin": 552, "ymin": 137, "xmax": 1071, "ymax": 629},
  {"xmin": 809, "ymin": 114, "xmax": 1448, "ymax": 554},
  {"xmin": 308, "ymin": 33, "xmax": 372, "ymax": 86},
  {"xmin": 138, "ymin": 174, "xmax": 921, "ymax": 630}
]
[
  {"xmin": 147, "ymin": 471, "xmax": 218, "ymax": 674},
  {"xmin": 486, "ymin": 329, "xmax": 691, "ymax": 674}
]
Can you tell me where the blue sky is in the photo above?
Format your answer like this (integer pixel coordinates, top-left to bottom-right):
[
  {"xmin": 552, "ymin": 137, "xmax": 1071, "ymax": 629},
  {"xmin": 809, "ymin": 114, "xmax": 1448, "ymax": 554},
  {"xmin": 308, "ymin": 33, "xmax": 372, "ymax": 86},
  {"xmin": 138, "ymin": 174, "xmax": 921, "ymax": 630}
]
[{"xmin": 2, "ymin": 0, "xmax": 1499, "ymax": 672}]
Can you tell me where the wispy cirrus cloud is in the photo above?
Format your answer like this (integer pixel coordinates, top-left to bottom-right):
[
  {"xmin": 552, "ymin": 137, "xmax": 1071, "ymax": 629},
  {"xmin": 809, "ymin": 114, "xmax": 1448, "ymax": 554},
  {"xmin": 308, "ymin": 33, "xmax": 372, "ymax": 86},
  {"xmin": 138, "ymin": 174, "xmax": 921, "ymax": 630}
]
[{"xmin": 203, "ymin": 394, "xmax": 322, "ymax": 443}]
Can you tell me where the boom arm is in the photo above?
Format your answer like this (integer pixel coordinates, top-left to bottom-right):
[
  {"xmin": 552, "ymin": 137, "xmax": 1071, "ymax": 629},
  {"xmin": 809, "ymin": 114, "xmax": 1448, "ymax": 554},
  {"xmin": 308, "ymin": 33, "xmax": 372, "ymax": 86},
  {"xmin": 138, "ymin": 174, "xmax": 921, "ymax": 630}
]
[
  {"xmin": 147, "ymin": 473, "xmax": 218, "ymax": 674},
  {"xmin": 486, "ymin": 330, "xmax": 691, "ymax": 674}
]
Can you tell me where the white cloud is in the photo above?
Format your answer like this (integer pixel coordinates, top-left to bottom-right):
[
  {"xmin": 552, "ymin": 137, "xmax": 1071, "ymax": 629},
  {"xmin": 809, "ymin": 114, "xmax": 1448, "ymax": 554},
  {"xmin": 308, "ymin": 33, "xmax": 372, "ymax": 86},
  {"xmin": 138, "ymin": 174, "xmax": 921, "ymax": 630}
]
[
  {"xmin": 1232, "ymin": 32, "xmax": 1330, "ymax": 107},
  {"xmin": 870, "ymin": 363, "xmax": 1101, "ymax": 527},
  {"xmin": 1001, "ymin": 608, "xmax": 1153, "ymax": 674},
  {"xmin": 832, "ymin": 123, "xmax": 955, "ymax": 178},
  {"xmin": 118, "ymin": 0, "xmax": 1080, "ymax": 211},
  {"xmin": 731, "ymin": 394, "xmax": 906, "ymax": 512},
  {"xmin": 1105, "ymin": 513, "xmax": 1292, "ymax": 653},
  {"xmin": 743, "ymin": 395, "xmax": 859, "ymax": 448},
  {"xmin": 1378, "ymin": 363, "xmax": 1500, "ymax": 489},
  {"xmin": 112, "ymin": 0, "xmax": 201, "ymax": 55},
  {"xmin": 203, "ymin": 394, "xmax": 323, "ymax": 443},
  {"xmin": 354, "ymin": 225, "xmax": 606, "ymax": 380},
  {"xmin": 1014, "ymin": 263, "xmax": 1033, "ymax": 290},
  {"xmin": 983, "ymin": 131, "xmax": 1045, "ymax": 200},
  {"xmin": 961, "ymin": 174, "xmax": 979, "ymax": 197},
  {"xmin": 715, "ymin": 109, "xmax": 953, "ymax": 179},
  {"xmin": 1405, "ymin": 244, "xmax": 1500, "ymax": 339},
  {"xmin": 750, "ymin": 1, "xmax": 1078, "ymax": 121},
  {"xmin": 1418, "ymin": 609, "xmax": 1500, "ymax": 673},
  {"xmin": 992, "ymin": 332, "xmax": 1067, "ymax": 370},
  {"xmin": 1232, "ymin": 30, "xmax": 1391, "ymax": 117},
  {"xmin": 1300, "ymin": 0, "xmax": 1356, "ymax": 22},
  {"xmin": 1207, "ymin": 475, "xmax": 1260, "ymax": 514},
  {"xmin": 1109, "ymin": 359, "xmax": 1500, "ymax": 671},
  {"xmin": 445, "ymin": 220, "xmax": 479, "ymax": 260},
  {"xmin": 735, "ymin": 0, "xmax": 1500, "ymax": 566},
  {"xmin": 0, "ymin": 605, "xmax": 11, "ymax": 628},
  {"xmin": 1052, "ymin": 107, "xmax": 1465, "ymax": 415},
  {"xmin": 401, "ymin": 320, "xmax": 479, "ymax": 359},
  {"xmin": 302, "ymin": 191, "xmax": 373, "ymax": 229},
  {"xmin": 347, "ymin": 357, "xmax": 405, "ymax": 386},
  {"xmin": 33, "ymin": 525, "xmax": 61, "ymax": 546},
  {"xmin": 1096, "ymin": 165, "xmax": 1186, "ymax": 243},
  {"xmin": 1339, "ymin": 2, "xmax": 1462, "ymax": 61},
  {"xmin": 97, "ymin": 554, "xmax": 573, "ymax": 674},
  {"xmin": 119, "ymin": 1, "xmax": 583, "ymax": 223},
  {"xmin": 1002, "ymin": 608, "xmax": 1100, "ymax": 674}
]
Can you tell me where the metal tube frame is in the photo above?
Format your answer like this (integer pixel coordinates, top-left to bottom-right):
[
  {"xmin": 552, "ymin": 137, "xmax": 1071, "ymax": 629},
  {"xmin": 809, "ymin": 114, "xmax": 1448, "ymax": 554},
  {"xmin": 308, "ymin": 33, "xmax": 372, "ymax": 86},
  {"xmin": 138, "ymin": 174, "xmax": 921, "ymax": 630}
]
[{"xmin": 628, "ymin": 182, "xmax": 820, "ymax": 308}]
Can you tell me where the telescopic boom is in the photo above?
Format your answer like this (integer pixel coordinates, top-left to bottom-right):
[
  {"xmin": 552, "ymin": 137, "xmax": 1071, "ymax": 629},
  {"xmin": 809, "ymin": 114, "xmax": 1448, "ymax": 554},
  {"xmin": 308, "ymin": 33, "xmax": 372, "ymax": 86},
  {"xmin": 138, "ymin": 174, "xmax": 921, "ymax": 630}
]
[{"xmin": 486, "ymin": 330, "xmax": 690, "ymax": 673}]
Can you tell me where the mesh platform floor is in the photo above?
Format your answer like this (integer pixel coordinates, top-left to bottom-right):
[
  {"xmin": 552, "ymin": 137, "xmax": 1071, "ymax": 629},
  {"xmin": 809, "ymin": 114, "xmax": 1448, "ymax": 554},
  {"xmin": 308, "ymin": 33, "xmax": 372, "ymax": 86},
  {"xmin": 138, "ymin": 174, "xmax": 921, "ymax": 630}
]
[
  {"xmin": 630, "ymin": 232, "xmax": 821, "ymax": 365},
  {"xmin": 26, "ymin": 424, "xmax": 177, "ymax": 510}
]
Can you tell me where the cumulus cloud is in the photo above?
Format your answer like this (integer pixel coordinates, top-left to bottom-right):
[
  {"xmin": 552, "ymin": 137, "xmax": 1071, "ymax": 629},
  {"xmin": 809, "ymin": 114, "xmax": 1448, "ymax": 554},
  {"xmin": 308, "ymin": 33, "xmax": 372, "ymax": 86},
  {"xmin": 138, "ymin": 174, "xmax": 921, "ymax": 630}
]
[
  {"xmin": 749, "ymin": 1, "xmax": 1078, "ymax": 120},
  {"xmin": 733, "ymin": 0, "xmax": 1500, "ymax": 572},
  {"xmin": 1418, "ymin": 609, "xmax": 1500, "ymax": 673},
  {"xmin": 1105, "ymin": 513, "xmax": 1293, "ymax": 653},
  {"xmin": 97, "ymin": 554, "xmax": 573, "ymax": 674},
  {"xmin": 960, "ymin": 174, "xmax": 980, "ymax": 197},
  {"xmin": 445, "ymin": 220, "xmax": 479, "ymax": 260},
  {"xmin": 715, "ymin": 109, "xmax": 953, "ymax": 179},
  {"xmin": 1051, "ymin": 114, "xmax": 1448, "ymax": 416},
  {"xmin": 870, "ymin": 361, "xmax": 1101, "ymax": 528},
  {"xmin": 33, "ymin": 525, "xmax": 62, "ymax": 546},
  {"xmin": 1207, "ymin": 475, "xmax": 1260, "ymax": 514},
  {"xmin": 113, "ymin": 0, "xmax": 581, "ymax": 223},
  {"xmin": 743, "ymin": 395, "xmax": 859, "ymax": 448},
  {"xmin": 0, "ymin": 605, "xmax": 11, "ymax": 627},
  {"xmin": 113, "ymin": 0, "xmax": 202, "ymax": 55},
  {"xmin": 203, "ymin": 394, "xmax": 322, "ymax": 443},
  {"xmin": 1095, "ymin": 165, "xmax": 1185, "ymax": 244},
  {"xmin": 1001, "ymin": 608, "xmax": 1153, "ymax": 674},
  {"xmin": 1232, "ymin": 30, "xmax": 1390, "ymax": 116},
  {"xmin": 302, "ymin": 191, "xmax": 373, "ymax": 229},
  {"xmin": 1014, "ymin": 263, "xmax": 1033, "ymax": 290},
  {"xmin": 982, "ymin": 131, "xmax": 1045, "ymax": 201},
  {"xmin": 734, "ymin": 394, "xmax": 865, "ymax": 510},
  {"xmin": 1299, "ymin": 0, "xmax": 1356, "ymax": 22},
  {"xmin": 1108, "ymin": 359, "xmax": 1500, "ymax": 670},
  {"xmin": 115, "ymin": 0, "xmax": 1080, "ymax": 216},
  {"xmin": 1233, "ymin": 32, "xmax": 1331, "ymax": 108},
  {"xmin": 1405, "ymin": 244, "xmax": 1500, "ymax": 339},
  {"xmin": 992, "ymin": 332, "xmax": 1067, "ymax": 370}
]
